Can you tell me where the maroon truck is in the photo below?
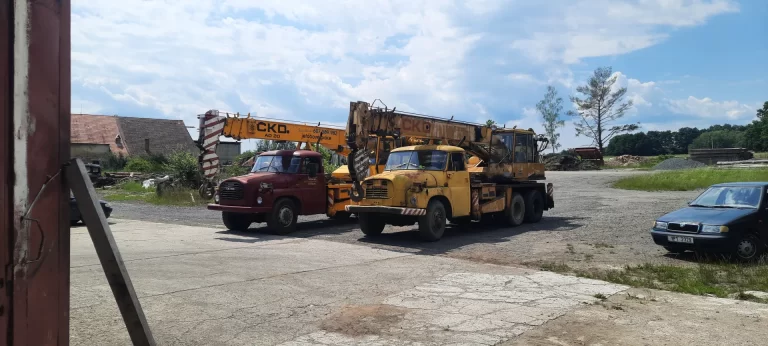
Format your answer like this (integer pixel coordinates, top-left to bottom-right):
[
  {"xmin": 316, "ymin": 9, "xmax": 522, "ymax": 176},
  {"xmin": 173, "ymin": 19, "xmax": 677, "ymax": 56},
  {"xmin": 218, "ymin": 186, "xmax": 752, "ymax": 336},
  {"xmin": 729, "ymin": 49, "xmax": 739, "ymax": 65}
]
[{"xmin": 208, "ymin": 149, "xmax": 332, "ymax": 234}]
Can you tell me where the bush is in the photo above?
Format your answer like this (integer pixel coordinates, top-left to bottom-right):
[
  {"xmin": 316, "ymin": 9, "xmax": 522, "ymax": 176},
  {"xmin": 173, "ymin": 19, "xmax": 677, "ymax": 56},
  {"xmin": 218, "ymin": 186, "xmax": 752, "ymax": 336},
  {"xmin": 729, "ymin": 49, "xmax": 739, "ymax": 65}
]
[
  {"xmin": 125, "ymin": 156, "xmax": 154, "ymax": 173},
  {"xmin": 164, "ymin": 151, "xmax": 201, "ymax": 188},
  {"xmin": 690, "ymin": 130, "xmax": 745, "ymax": 149},
  {"xmin": 101, "ymin": 152, "xmax": 128, "ymax": 171}
]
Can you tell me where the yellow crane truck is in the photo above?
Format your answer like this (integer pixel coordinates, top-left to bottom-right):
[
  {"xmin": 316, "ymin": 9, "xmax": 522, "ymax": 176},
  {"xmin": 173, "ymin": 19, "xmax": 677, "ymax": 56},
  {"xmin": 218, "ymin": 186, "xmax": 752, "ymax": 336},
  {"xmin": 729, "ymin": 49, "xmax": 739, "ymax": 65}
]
[{"xmin": 343, "ymin": 101, "xmax": 554, "ymax": 241}]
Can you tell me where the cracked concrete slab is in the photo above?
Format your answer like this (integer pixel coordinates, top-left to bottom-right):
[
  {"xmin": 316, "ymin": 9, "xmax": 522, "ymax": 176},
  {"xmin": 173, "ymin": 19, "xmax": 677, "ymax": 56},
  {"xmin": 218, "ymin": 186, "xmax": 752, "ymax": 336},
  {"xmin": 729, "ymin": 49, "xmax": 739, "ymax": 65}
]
[{"xmin": 70, "ymin": 220, "xmax": 764, "ymax": 346}]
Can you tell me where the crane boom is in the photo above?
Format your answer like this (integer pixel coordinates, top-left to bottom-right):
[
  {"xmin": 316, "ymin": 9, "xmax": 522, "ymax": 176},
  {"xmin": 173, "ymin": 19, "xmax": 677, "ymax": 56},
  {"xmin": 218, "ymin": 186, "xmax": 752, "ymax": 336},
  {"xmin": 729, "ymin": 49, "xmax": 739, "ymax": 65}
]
[
  {"xmin": 345, "ymin": 101, "xmax": 549, "ymax": 185},
  {"xmin": 197, "ymin": 110, "xmax": 350, "ymax": 198}
]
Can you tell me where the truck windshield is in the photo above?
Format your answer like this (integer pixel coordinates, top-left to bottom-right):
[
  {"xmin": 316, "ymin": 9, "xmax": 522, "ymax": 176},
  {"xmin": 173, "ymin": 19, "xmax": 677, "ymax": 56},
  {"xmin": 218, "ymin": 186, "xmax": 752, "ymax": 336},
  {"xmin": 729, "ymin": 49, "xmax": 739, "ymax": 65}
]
[
  {"xmin": 385, "ymin": 151, "xmax": 447, "ymax": 171},
  {"xmin": 251, "ymin": 155, "xmax": 300, "ymax": 173},
  {"xmin": 690, "ymin": 186, "xmax": 762, "ymax": 209}
]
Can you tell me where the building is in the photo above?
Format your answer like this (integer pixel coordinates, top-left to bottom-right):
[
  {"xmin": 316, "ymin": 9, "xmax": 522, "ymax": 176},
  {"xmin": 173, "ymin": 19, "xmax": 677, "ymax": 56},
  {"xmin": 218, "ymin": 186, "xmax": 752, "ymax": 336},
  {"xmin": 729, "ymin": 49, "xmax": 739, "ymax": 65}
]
[{"xmin": 71, "ymin": 114, "xmax": 200, "ymax": 161}]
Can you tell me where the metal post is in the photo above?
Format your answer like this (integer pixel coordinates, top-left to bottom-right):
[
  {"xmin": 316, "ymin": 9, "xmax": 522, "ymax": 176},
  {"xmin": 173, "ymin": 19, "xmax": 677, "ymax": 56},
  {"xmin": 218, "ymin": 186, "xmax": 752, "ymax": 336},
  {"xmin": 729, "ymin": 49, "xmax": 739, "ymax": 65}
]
[{"xmin": 67, "ymin": 159, "xmax": 156, "ymax": 346}]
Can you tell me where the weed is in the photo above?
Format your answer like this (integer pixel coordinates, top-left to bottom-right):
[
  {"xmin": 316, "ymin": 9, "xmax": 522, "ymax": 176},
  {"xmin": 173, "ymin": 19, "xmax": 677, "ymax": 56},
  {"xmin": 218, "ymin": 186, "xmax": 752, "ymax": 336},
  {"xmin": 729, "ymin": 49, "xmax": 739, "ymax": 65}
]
[
  {"xmin": 610, "ymin": 305, "xmax": 624, "ymax": 311},
  {"xmin": 593, "ymin": 243, "xmax": 614, "ymax": 249},
  {"xmin": 584, "ymin": 254, "xmax": 594, "ymax": 261},
  {"xmin": 566, "ymin": 244, "xmax": 575, "ymax": 254},
  {"xmin": 574, "ymin": 262, "xmax": 768, "ymax": 302},
  {"xmin": 539, "ymin": 262, "xmax": 572, "ymax": 273},
  {"xmin": 613, "ymin": 168, "xmax": 768, "ymax": 191},
  {"xmin": 593, "ymin": 293, "xmax": 607, "ymax": 300}
]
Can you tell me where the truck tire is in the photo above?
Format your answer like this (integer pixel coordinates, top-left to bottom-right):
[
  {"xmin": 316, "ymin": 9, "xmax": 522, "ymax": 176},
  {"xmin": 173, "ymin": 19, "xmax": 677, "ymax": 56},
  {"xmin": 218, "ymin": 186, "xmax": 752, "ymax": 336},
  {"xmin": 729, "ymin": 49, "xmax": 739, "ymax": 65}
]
[
  {"xmin": 330, "ymin": 211, "xmax": 351, "ymax": 221},
  {"xmin": 506, "ymin": 193, "xmax": 525, "ymax": 227},
  {"xmin": 359, "ymin": 213, "xmax": 385, "ymax": 236},
  {"xmin": 266, "ymin": 199, "xmax": 298, "ymax": 235},
  {"xmin": 419, "ymin": 200, "xmax": 447, "ymax": 241},
  {"xmin": 223, "ymin": 212, "xmax": 252, "ymax": 231},
  {"xmin": 523, "ymin": 190, "xmax": 544, "ymax": 223}
]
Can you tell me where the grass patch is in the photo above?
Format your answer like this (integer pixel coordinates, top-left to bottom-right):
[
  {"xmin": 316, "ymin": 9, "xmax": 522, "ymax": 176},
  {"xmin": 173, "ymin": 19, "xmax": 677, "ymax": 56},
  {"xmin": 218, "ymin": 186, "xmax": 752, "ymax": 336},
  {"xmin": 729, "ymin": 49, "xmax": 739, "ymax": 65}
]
[
  {"xmin": 612, "ymin": 168, "xmax": 768, "ymax": 191},
  {"xmin": 100, "ymin": 182, "xmax": 206, "ymax": 207},
  {"xmin": 537, "ymin": 261, "xmax": 768, "ymax": 303}
]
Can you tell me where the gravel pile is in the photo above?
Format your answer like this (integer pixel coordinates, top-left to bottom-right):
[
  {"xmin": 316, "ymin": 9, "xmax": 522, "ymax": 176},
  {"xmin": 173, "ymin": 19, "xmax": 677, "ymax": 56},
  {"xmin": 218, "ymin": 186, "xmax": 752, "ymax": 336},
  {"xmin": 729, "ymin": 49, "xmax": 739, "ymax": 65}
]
[{"xmin": 652, "ymin": 157, "xmax": 707, "ymax": 171}]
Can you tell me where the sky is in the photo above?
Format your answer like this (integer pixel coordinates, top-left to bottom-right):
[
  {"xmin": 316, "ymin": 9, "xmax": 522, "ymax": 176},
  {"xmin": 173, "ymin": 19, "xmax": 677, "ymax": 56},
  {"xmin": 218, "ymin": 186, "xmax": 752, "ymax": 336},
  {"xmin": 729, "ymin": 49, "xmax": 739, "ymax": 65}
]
[{"xmin": 71, "ymin": 0, "xmax": 768, "ymax": 152}]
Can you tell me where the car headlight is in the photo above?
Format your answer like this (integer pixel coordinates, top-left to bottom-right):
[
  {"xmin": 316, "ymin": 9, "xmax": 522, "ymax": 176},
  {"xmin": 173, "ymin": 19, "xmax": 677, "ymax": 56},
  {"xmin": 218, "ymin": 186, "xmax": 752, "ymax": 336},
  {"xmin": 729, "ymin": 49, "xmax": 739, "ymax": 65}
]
[
  {"xmin": 701, "ymin": 225, "xmax": 728, "ymax": 233},
  {"xmin": 654, "ymin": 221, "xmax": 668, "ymax": 230}
]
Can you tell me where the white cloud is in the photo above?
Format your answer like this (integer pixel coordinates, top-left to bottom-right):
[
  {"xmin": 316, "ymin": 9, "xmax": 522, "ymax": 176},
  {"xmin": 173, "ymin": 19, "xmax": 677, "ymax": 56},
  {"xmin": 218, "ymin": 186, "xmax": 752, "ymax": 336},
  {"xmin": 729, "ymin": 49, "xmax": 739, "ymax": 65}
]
[
  {"xmin": 610, "ymin": 71, "xmax": 661, "ymax": 110},
  {"xmin": 510, "ymin": 0, "xmax": 739, "ymax": 64},
  {"xmin": 667, "ymin": 96, "xmax": 756, "ymax": 120},
  {"xmin": 70, "ymin": 0, "xmax": 746, "ymax": 150}
]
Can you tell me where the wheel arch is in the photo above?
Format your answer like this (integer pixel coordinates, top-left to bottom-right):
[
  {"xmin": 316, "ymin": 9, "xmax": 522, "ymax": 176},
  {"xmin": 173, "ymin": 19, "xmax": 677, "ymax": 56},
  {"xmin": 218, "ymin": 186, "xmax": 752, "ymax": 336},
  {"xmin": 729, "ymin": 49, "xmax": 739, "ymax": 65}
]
[{"xmin": 429, "ymin": 195, "xmax": 453, "ymax": 220}]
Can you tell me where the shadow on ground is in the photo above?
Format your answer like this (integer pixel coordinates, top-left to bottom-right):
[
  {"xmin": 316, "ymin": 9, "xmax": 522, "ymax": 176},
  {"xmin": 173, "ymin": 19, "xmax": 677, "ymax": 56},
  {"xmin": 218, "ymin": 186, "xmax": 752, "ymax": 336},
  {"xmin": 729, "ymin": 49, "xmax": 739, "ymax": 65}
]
[{"xmin": 216, "ymin": 215, "xmax": 586, "ymax": 257}]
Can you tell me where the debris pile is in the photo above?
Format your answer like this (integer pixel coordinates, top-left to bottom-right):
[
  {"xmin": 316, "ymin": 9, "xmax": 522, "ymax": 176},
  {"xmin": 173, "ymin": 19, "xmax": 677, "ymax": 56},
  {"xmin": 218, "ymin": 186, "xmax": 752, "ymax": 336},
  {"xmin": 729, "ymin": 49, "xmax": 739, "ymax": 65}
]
[
  {"xmin": 544, "ymin": 153, "xmax": 600, "ymax": 171},
  {"xmin": 605, "ymin": 155, "xmax": 646, "ymax": 167},
  {"xmin": 653, "ymin": 157, "xmax": 707, "ymax": 171}
]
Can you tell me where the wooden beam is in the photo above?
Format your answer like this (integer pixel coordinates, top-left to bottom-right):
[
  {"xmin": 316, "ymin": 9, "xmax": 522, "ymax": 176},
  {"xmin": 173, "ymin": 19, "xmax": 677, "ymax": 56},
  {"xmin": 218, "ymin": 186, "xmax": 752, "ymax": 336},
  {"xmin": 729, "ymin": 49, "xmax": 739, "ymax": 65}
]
[{"xmin": 66, "ymin": 158, "xmax": 156, "ymax": 346}]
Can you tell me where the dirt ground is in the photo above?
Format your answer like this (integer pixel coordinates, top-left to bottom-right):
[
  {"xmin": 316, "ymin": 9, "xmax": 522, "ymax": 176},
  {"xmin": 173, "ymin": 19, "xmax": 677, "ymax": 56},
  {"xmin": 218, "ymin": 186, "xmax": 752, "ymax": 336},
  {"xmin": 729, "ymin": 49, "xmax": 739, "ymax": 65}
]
[
  {"xmin": 504, "ymin": 288, "xmax": 768, "ymax": 346},
  {"xmin": 110, "ymin": 170, "xmax": 701, "ymax": 271}
]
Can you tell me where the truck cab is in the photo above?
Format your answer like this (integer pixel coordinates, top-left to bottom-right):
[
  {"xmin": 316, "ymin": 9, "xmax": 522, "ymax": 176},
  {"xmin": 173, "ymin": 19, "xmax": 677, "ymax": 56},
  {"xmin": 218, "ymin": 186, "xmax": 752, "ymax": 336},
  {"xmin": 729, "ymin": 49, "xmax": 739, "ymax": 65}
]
[{"xmin": 208, "ymin": 149, "xmax": 325, "ymax": 233}]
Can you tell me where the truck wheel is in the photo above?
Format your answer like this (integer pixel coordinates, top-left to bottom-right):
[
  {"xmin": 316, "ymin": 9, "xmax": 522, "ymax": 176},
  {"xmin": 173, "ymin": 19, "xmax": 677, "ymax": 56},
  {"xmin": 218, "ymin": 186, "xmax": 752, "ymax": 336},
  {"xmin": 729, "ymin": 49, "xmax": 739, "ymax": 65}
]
[
  {"xmin": 523, "ymin": 190, "xmax": 544, "ymax": 223},
  {"xmin": 330, "ymin": 211, "xmax": 351, "ymax": 221},
  {"xmin": 266, "ymin": 199, "xmax": 298, "ymax": 235},
  {"xmin": 359, "ymin": 213, "xmax": 385, "ymax": 236},
  {"xmin": 419, "ymin": 200, "xmax": 447, "ymax": 241},
  {"xmin": 506, "ymin": 193, "xmax": 525, "ymax": 227},
  {"xmin": 222, "ymin": 212, "xmax": 252, "ymax": 231}
]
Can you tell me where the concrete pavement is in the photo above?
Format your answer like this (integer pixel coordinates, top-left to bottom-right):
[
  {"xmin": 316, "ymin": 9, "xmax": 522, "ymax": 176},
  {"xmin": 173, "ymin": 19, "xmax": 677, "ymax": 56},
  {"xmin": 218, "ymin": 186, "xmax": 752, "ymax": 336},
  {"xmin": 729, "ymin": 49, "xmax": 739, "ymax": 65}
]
[{"xmin": 71, "ymin": 219, "xmax": 768, "ymax": 346}]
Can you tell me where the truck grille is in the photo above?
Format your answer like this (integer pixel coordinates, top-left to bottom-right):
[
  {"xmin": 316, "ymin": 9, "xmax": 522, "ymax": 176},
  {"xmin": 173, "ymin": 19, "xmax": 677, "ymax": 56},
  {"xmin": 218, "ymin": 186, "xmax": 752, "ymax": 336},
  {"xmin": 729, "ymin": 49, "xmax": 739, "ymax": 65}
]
[
  {"xmin": 219, "ymin": 181, "xmax": 244, "ymax": 200},
  {"xmin": 365, "ymin": 180, "xmax": 389, "ymax": 199},
  {"xmin": 667, "ymin": 222, "xmax": 700, "ymax": 233}
]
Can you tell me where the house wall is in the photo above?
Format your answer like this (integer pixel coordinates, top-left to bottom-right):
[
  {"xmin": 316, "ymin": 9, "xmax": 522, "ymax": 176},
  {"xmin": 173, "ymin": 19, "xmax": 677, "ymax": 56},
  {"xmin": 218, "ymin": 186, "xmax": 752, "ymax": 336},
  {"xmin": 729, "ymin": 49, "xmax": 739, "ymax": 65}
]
[{"xmin": 71, "ymin": 143, "xmax": 110, "ymax": 161}]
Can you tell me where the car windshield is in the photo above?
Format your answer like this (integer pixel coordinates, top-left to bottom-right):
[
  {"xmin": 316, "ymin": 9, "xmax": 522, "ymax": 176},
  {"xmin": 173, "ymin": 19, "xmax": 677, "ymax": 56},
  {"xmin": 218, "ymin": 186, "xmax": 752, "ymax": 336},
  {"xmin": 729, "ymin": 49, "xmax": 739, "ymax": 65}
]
[
  {"xmin": 385, "ymin": 150, "xmax": 447, "ymax": 171},
  {"xmin": 690, "ymin": 186, "xmax": 762, "ymax": 209},
  {"xmin": 251, "ymin": 155, "xmax": 300, "ymax": 173}
]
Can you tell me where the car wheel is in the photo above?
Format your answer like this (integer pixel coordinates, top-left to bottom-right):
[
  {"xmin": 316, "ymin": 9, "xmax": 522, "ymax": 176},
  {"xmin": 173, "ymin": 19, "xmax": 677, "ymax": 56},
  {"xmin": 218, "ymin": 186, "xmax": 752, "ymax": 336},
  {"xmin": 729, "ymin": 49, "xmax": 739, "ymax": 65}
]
[{"xmin": 734, "ymin": 234, "xmax": 764, "ymax": 262}]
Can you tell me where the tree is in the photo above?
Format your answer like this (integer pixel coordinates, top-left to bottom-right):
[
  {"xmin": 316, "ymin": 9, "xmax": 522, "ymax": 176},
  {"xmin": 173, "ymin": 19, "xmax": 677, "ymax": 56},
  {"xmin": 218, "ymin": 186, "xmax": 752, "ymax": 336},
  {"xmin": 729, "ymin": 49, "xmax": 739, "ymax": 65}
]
[
  {"xmin": 567, "ymin": 66, "xmax": 639, "ymax": 152},
  {"xmin": 757, "ymin": 101, "xmax": 768, "ymax": 120},
  {"xmin": 485, "ymin": 119, "xmax": 497, "ymax": 127},
  {"xmin": 536, "ymin": 85, "xmax": 565, "ymax": 153},
  {"xmin": 690, "ymin": 130, "xmax": 745, "ymax": 149}
]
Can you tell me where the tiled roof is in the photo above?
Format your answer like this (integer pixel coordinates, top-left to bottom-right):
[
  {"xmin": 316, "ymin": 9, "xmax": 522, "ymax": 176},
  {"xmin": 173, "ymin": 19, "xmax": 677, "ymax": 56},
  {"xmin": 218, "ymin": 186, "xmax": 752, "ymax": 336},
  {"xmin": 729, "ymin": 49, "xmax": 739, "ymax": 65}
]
[
  {"xmin": 70, "ymin": 114, "xmax": 128, "ymax": 156},
  {"xmin": 116, "ymin": 116, "xmax": 200, "ymax": 156}
]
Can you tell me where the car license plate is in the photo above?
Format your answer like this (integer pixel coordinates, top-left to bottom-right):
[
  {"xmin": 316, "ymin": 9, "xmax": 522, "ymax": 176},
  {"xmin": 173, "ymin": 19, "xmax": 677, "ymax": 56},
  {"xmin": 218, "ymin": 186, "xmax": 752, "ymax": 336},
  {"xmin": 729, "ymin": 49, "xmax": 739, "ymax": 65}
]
[{"xmin": 668, "ymin": 235, "xmax": 694, "ymax": 244}]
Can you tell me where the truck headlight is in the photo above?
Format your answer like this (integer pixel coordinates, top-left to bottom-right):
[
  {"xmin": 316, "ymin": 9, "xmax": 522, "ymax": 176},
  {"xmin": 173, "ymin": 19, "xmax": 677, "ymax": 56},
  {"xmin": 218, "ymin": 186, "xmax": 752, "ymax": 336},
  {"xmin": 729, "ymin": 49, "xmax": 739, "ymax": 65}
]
[
  {"xmin": 257, "ymin": 197, "xmax": 263, "ymax": 204},
  {"xmin": 654, "ymin": 221, "xmax": 668, "ymax": 230},
  {"xmin": 701, "ymin": 225, "xmax": 728, "ymax": 233},
  {"xmin": 214, "ymin": 194, "xmax": 220, "ymax": 203}
]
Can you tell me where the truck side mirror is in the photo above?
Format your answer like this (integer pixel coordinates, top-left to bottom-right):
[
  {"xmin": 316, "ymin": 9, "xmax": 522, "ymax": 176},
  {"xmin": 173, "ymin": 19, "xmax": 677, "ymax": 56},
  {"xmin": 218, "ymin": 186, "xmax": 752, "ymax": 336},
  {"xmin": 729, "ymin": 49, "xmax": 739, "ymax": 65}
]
[{"xmin": 307, "ymin": 163, "xmax": 319, "ymax": 178}]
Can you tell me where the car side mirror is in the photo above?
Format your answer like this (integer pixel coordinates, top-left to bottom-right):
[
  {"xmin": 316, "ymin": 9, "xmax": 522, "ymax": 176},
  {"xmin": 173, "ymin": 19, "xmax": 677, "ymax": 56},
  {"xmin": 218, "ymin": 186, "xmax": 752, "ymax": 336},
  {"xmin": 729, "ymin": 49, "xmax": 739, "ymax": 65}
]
[{"xmin": 307, "ymin": 163, "xmax": 319, "ymax": 178}]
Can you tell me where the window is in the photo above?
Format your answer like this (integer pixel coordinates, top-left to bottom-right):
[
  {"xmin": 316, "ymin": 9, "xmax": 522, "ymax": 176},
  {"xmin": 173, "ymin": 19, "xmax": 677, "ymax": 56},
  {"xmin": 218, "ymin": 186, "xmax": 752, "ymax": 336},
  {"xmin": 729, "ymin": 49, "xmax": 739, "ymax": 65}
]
[
  {"xmin": 385, "ymin": 151, "xmax": 448, "ymax": 171},
  {"xmin": 251, "ymin": 155, "xmax": 301, "ymax": 173},
  {"xmin": 449, "ymin": 153, "xmax": 465, "ymax": 171},
  {"xmin": 691, "ymin": 186, "xmax": 762, "ymax": 208},
  {"xmin": 514, "ymin": 134, "xmax": 534, "ymax": 163},
  {"xmin": 298, "ymin": 156, "xmax": 323, "ymax": 174}
]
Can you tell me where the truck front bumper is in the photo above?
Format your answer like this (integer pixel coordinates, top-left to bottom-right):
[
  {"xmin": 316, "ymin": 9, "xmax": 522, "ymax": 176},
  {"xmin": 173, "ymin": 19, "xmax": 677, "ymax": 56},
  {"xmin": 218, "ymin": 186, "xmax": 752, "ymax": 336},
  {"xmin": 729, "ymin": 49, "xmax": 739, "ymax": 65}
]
[
  {"xmin": 207, "ymin": 204, "xmax": 272, "ymax": 214},
  {"xmin": 346, "ymin": 205, "xmax": 426, "ymax": 216}
]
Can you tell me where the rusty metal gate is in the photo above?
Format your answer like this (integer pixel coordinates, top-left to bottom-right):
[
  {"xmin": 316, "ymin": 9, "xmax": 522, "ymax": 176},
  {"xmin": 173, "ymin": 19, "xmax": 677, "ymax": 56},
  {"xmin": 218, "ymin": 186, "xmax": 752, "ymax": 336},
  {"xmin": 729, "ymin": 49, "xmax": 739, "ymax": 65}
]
[{"xmin": 2, "ymin": 0, "xmax": 71, "ymax": 344}]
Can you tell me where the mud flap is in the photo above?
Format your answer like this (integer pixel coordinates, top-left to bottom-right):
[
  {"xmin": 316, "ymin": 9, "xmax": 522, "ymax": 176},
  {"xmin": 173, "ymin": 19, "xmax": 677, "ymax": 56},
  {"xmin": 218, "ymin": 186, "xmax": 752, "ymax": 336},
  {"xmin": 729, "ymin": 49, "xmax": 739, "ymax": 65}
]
[{"xmin": 546, "ymin": 183, "xmax": 554, "ymax": 208}]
